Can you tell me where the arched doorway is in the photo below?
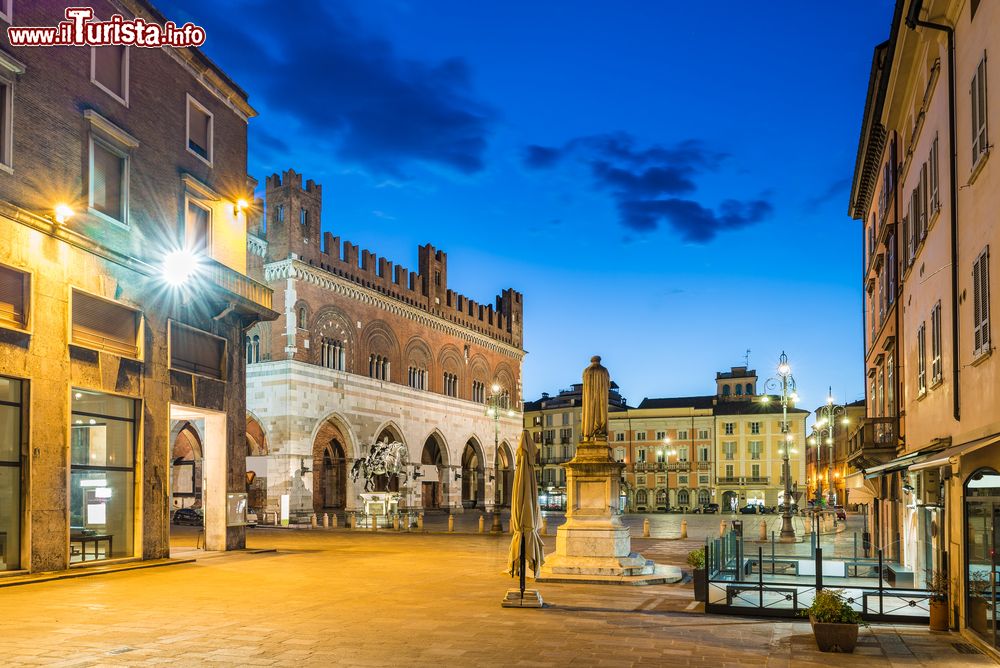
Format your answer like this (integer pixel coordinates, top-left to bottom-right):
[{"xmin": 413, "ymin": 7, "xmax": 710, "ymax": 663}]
[
  {"xmin": 494, "ymin": 441, "xmax": 514, "ymax": 508},
  {"xmin": 462, "ymin": 438, "xmax": 485, "ymax": 509},
  {"xmin": 312, "ymin": 417, "xmax": 351, "ymax": 512},
  {"xmin": 722, "ymin": 490, "xmax": 739, "ymax": 512},
  {"xmin": 171, "ymin": 422, "xmax": 203, "ymax": 511},
  {"xmin": 420, "ymin": 434, "xmax": 447, "ymax": 510},
  {"xmin": 246, "ymin": 414, "xmax": 268, "ymax": 513},
  {"xmin": 964, "ymin": 467, "xmax": 999, "ymax": 648}
]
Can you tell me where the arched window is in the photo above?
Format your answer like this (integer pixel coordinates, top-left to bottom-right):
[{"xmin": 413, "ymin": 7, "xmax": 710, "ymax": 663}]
[
  {"xmin": 735, "ymin": 384, "xmax": 743, "ymax": 396},
  {"xmin": 636, "ymin": 489, "xmax": 648, "ymax": 506},
  {"xmin": 322, "ymin": 338, "xmax": 345, "ymax": 371},
  {"xmin": 746, "ymin": 383, "xmax": 753, "ymax": 395},
  {"xmin": 722, "ymin": 385, "xmax": 731, "ymax": 396},
  {"xmin": 252, "ymin": 335, "xmax": 260, "ymax": 363},
  {"xmin": 677, "ymin": 489, "xmax": 690, "ymax": 506},
  {"xmin": 245, "ymin": 336, "xmax": 252, "ymax": 364},
  {"xmin": 297, "ymin": 306, "xmax": 307, "ymax": 329},
  {"xmin": 698, "ymin": 489, "xmax": 711, "ymax": 505},
  {"xmin": 369, "ymin": 354, "xmax": 389, "ymax": 380}
]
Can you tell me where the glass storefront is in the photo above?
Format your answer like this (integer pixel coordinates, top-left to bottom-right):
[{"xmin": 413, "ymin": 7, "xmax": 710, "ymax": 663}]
[
  {"xmin": 965, "ymin": 467, "xmax": 999, "ymax": 649},
  {"xmin": 70, "ymin": 389, "xmax": 136, "ymax": 563},
  {"xmin": 0, "ymin": 376, "xmax": 22, "ymax": 571}
]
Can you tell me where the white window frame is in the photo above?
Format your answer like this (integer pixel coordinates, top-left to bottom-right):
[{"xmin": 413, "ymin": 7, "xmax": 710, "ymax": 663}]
[
  {"xmin": 185, "ymin": 93, "xmax": 214, "ymax": 167},
  {"xmin": 183, "ymin": 194, "xmax": 213, "ymax": 256},
  {"xmin": 917, "ymin": 322, "xmax": 927, "ymax": 394},
  {"xmin": 930, "ymin": 134, "xmax": 940, "ymax": 212},
  {"xmin": 0, "ymin": 74, "xmax": 13, "ymax": 173},
  {"xmin": 90, "ymin": 46, "xmax": 129, "ymax": 107},
  {"xmin": 88, "ymin": 135, "xmax": 130, "ymax": 228},
  {"xmin": 0, "ymin": 1, "xmax": 11, "ymax": 23},
  {"xmin": 930, "ymin": 301, "xmax": 942, "ymax": 385}
]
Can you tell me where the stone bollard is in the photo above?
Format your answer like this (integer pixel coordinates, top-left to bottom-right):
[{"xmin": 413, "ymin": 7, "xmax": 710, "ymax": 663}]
[
  {"xmin": 719, "ymin": 520, "xmax": 727, "ymax": 537},
  {"xmin": 478, "ymin": 515, "xmax": 485, "ymax": 533},
  {"xmin": 273, "ymin": 512, "xmax": 280, "ymax": 526},
  {"xmin": 331, "ymin": 513, "xmax": 338, "ymax": 529},
  {"xmin": 448, "ymin": 514, "xmax": 455, "ymax": 533},
  {"xmin": 759, "ymin": 520, "xmax": 767, "ymax": 541},
  {"xmin": 418, "ymin": 513, "xmax": 424, "ymax": 531},
  {"xmin": 371, "ymin": 514, "xmax": 378, "ymax": 531},
  {"xmin": 643, "ymin": 518, "xmax": 651, "ymax": 538},
  {"xmin": 680, "ymin": 519, "xmax": 688, "ymax": 539},
  {"xmin": 310, "ymin": 513, "xmax": 317, "ymax": 529},
  {"xmin": 322, "ymin": 513, "xmax": 329, "ymax": 529},
  {"xmin": 540, "ymin": 517, "xmax": 548, "ymax": 536},
  {"xmin": 393, "ymin": 515, "xmax": 400, "ymax": 531}
]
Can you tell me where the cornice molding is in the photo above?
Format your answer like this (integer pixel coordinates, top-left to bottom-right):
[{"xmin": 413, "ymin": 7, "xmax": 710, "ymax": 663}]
[{"xmin": 264, "ymin": 258, "xmax": 525, "ymax": 360}]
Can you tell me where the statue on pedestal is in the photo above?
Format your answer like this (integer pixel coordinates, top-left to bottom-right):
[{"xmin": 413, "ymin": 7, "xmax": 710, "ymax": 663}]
[{"xmin": 581, "ymin": 356, "xmax": 609, "ymax": 441}]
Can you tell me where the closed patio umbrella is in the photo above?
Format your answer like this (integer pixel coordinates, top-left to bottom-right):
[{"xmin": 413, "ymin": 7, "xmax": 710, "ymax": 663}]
[{"xmin": 502, "ymin": 429, "xmax": 544, "ymax": 607}]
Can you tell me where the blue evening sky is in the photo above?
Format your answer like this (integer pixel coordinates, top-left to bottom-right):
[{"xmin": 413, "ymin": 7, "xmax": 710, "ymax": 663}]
[{"xmin": 162, "ymin": 0, "xmax": 894, "ymax": 409}]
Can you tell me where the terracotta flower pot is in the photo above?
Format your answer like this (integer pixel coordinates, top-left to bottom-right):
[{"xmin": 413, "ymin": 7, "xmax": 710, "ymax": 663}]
[
  {"xmin": 929, "ymin": 599, "xmax": 949, "ymax": 631},
  {"xmin": 809, "ymin": 615, "xmax": 859, "ymax": 653}
]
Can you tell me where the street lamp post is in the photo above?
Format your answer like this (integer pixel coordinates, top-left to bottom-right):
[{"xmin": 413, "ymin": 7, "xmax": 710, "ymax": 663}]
[
  {"xmin": 485, "ymin": 382, "xmax": 515, "ymax": 531},
  {"xmin": 813, "ymin": 386, "xmax": 849, "ymax": 523},
  {"xmin": 761, "ymin": 351, "xmax": 798, "ymax": 540}
]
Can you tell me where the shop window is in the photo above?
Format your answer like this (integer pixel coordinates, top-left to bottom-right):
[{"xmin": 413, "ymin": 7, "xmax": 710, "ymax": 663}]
[
  {"xmin": 71, "ymin": 289, "xmax": 141, "ymax": 358},
  {"xmin": 0, "ymin": 376, "xmax": 22, "ymax": 570},
  {"xmin": 169, "ymin": 321, "xmax": 226, "ymax": 380},
  {"xmin": 964, "ymin": 467, "xmax": 999, "ymax": 648},
  {"xmin": 70, "ymin": 389, "xmax": 136, "ymax": 563}
]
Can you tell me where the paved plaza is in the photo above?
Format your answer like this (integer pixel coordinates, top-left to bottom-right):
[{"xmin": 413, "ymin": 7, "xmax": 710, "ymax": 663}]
[{"xmin": 0, "ymin": 524, "xmax": 994, "ymax": 667}]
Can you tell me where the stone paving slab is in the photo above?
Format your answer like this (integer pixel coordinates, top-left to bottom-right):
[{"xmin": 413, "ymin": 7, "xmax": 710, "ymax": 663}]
[{"xmin": 0, "ymin": 529, "xmax": 992, "ymax": 667}]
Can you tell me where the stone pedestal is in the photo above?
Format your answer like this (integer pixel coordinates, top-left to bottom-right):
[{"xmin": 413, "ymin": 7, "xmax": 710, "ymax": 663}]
[{"xmin": 539, "ymin": 439, "xmax": 680, "ymax": 585}]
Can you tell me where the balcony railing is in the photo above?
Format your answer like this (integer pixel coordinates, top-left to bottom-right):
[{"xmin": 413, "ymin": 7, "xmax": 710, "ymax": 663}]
[
  {"xmin": 635, "ymin": 462, "xmax": 670, "ymax": 473},
  {"xmin": 847, "ymin": 417, "xmax": 898, "ymax": 469},
  {"xmin": 205, "ymin": 259, "xmax": 272, "ymax": 310},
  {"xmin": 717, "ymin": 476, "xmax": 769, "ymax": 485},
  {"xmin": 540, "ymin": 455, "xmax": 570, "ymax": 465},
  {"xmin": 697, "ymin": 462, "xmax": 711, "ymax": 471},
  {"xmin": 667, "ymin": 462, "xmax": 691, "ymax": 472}
]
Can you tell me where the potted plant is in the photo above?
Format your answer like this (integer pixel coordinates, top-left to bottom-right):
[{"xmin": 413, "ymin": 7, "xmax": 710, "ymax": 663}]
[
  {"xmin": 804, "ymin": 588, "xmax": 865, "ymax": 653},
  {"xmin": 687, "ymin": 547, "xmax": 707, "ymax": 602},
  {"xmin": 968, "ymin": 571, "xmax": 991, "ymax": 635},
  {"xmin": 927, "ymin": 569, "xmax": 949, "ymax": 631}
]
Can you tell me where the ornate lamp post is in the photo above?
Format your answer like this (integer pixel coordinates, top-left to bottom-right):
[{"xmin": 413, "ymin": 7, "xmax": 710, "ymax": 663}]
[
  {"xmin": 813, "ymin": 387, "xmax": 849, "ymax": 522},
  {"xmin": 485, "ymin": 382, "xmax": 515, "ymax": 531},
  {"xmin": 761, "ymin": 351, "xmax": 798, "ymax": 539}
]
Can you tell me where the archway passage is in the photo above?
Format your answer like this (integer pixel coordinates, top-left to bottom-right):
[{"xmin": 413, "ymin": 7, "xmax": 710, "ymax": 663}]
[
  {"xmin": 171, "ymin": 422, "xmax": 203, "ymax": 511},
  {"xmin": 246, "ymin": 414, "xmax": 268, "ymax": 513},
  {"xmin": 494, "ymin": 442, "xmax": 514, "ymax": 509},
  {"xmin": 722, "ymin": 490, "xmax": 739, "ymax": 512},
  {"xmin": 420, "ymin": 435, "xmax": 447, "ymax": 510},
  {"xmin": 312, "ymin": 418, "xmax": 350, "ymax": 512},
  {"xmin": 462, "ymin": 439, "xmax": 485, "ymax": 509}
]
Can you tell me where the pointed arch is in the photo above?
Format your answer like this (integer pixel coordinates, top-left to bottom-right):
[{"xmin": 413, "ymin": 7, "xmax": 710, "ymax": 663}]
[
  {"xmin": 361, "ymin": 320, "xmax": 400, "ymax": 382},
  {"xmin": 246, "ymin": 411, "xmax": 268, "ymax": 456},
  {"xmin": 311, "ymin": 305, "xmax": 355, "ymax": 372},
  {"xmin": 438, "ymin": 344, "xmax": 464, "ymax": 398},
  {"xmin": 311, "ymin": 413, "xmax": 354, "ymax": 512},
  {"xmin": 404, "ymin": 336, "xmax": 434, "ymax": 390}
]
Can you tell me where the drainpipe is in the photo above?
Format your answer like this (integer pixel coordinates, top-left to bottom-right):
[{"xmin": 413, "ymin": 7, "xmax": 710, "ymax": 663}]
[{"xmin": 906, "ymin": 0, "xmax": 960, "ymax": 421}]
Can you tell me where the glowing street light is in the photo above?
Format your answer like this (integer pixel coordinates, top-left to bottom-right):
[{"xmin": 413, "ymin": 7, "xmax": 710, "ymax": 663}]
[
  {"xmin": 814, "ymin": 385, "xmax": 847, "ymax": 520},
  {"xmin": 761, "ymin": 351, "xmax": 798, "ymax": 540},
  {"xmin": 54, "ymin": 203, "xmax": 74, "ymax": 224},
  {"xmin": 162, "ymin": 248, "xmax": 200, "ymax": 287}
]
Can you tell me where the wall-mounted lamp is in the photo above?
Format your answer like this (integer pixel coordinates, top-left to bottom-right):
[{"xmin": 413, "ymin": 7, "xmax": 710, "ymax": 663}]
[
  {"xmin": 454, "ymin": 471, "xmax": 462, "ymax": 480},
  {"xmin": 54, "ymin": 203, "xmax": 74, "ymax": 224},
  {"xmin": 236, "ymin": 198, "xmax": 249, "ymax": 215},
  {"xmin": 413, "ymin": 466, "xmax": 424, "ymax": 479},
  {"xmin": 299, "ymin": 458, "xmax": 311, "ymax": 476}
]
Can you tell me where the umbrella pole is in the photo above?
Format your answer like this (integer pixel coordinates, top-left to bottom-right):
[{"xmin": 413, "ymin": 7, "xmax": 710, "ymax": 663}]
[{"xmin": 519, "ymin": 532, "xmax": 526, "ymax": 598}]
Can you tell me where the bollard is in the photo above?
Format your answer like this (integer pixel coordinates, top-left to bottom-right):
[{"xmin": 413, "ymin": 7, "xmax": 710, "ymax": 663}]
[
  {"xmin": 273, "ymin": 511, "xmax": 280, "ymax": 526},
  {"xmin": 448, "ymin": 514, "xmax": 455, "ymax": 533},
  {"xmin": 680, "ymin": 519, "xmax": 688, "ymax": 539},
  {"xmin": 759, "ymin": 520, "xmax": 767, "ymax": 541},
  {"xmin": 331, "ymin": 513, "xmax": 338, "ymax": 529},
  {"xmin": 418, "ymin": 513, "xmax": 424, "ymax": 531},
  {"xmin": 393, "ymin": 515, "xmax": 400, "ymax": 531},
  {"xmin": 719, "ymin": 520, "xmax": 727, "ymax": 537},
  {"xmin": 643, "ymin": 518, "xmax": 651, "ymax": 538},
  {"xmin": 310, "ymin": 513, "xmax": 317, "ymax": 529},
  {"xmin": 371, "ymin": 515, "xmax": 377, "ymax": 531},
  {"xmin": 540, "ymin": 517, "xmax": 548, "ymax": 536},
  {"xmin": 322, "ymin": 513, "xmax": 329, "ymax": 529},
  {"xmin": 478, "ymin": 515, "xmax": 485, "ymax": 533}
]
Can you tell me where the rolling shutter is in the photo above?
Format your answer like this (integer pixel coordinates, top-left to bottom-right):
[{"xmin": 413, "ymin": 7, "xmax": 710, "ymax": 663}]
[
  {"xmin": 0, "ymin": 265, "xmax": 26, "ymax": 329},
  {"xmin": 71, "ymin": 290, "xmax": 140, "ymax": 357},
  {"xmin": 170, "ymin": 321, "xmax": 225, "ymax": 380}
]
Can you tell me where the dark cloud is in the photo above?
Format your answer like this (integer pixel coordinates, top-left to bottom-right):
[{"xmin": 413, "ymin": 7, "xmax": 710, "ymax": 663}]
[
  {"xmin": 523, "ymin": 132, "xmax": 770, "ymax": 242},
  {"xmin": 162, "ymin": 0, "xmax": 493, "ymax": 177},
  {"xmin": 804, "ymin": 177, "xmax": 851, "ymax": 210}
]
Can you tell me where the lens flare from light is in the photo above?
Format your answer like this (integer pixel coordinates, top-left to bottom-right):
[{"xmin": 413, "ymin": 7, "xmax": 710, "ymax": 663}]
[{"xmin": 163, "ymin": 249, "xmax": 199, "ymax": 286}]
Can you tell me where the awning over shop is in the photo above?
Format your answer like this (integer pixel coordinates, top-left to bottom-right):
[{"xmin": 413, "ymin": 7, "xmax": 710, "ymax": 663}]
[
  {"xmin": 845, "ymin": 470, "xmax": 877, "ymax": 503},
  {"xmin": 863, "ymin": 443, "xmax": 947, "ymax": 479},
  {"xmin": 908, "ymin": 433, "xmax": 1000, "ymax": 472}
]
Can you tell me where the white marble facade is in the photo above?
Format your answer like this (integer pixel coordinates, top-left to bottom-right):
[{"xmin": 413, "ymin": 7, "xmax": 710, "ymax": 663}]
[{"xmin": 247, "ymin": 359, "xmax": 521, "ymax": 520}]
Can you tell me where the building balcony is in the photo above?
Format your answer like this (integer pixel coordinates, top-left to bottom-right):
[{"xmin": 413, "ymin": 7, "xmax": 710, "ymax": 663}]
[
  {"xmin": 847, "ymin": 417, "xmax": 897, "ymax": 470},
  {"xmin": 540, "ymin": 455, "xmax": 569, "ymax": 465},
  {"xmin": 697, "ymin": 462, "xmax": 711, "ymax": 471},
  {"xmin": 717, "ymin": 476, "xmax": 769, "ymax": 486},
  {"xmin": 635, "ymin": 462, "xmax": 669, "ymax": 473},
  {"xmin": 667, "ymin": 462, "xmax": 690, "ymax": 472},
  {"xmin": 205, "ymin": 259, "xmax": 273, "ymax": 312}
]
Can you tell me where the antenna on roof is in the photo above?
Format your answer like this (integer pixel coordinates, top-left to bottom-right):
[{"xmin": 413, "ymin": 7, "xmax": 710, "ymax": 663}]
[{"xmin": 744, "ymin": 348, "xmax": 751, "ymax": 367}]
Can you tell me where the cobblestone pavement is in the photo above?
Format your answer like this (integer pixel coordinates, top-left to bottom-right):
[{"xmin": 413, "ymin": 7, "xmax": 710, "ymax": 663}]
[{"xmin": 0, "ymin": 529, "xmax": 992, "ymax": 667}]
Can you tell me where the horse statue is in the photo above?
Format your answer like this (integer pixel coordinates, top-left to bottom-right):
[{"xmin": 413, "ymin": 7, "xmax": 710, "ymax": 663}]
[{"xmin": 350, "ymin": 438, "xmax": 409, "ymax": 492}]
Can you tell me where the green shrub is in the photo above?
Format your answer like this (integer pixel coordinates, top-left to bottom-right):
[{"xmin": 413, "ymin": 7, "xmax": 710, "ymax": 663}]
[
  {"xmin": 805, "ymin": 589, "xmax": 865, "ymax": 625},
  {"xmin": 686, "ymin": 547, "xmax": 705, "ymax": 569}
]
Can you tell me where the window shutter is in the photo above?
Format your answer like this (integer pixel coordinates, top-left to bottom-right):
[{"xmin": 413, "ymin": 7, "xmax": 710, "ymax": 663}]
[
  {"xmin": 920, "ymin": 162, "xmax": 928, "ymax": 238},
  {"xmin": 0, "ymin": 265, "xmax": 26, "ymax": 328},
  {"xmin": 92, "ymin": 141, "xmax": 123, "ymax": 219},
  {"xmin": 981, "ymin": 247, "xmax": 990, "ymax": 350},
  {"xmin": 94, "ymin": 46, "xmax": 124, "ymax": 97},
  {"xmin": 973, "ymin": 252, "xmax": 985, "ymax": 353},
  {"xmin": 72, "ymin": 290, "xmax": 139, "ymax": 357},
  {"xmin": 170, "ymin": 322, "xmax": 225, "ymax": 379}
]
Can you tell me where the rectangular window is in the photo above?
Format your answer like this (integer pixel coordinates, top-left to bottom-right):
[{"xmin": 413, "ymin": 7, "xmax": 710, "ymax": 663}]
[
  {"xmin": 919, "ymin": 162, "xmax": 929, "ymax": 239},
  {"xmin": 274, "ymin": 204, "xmax": 285, "ymax": 224},
  {"xmin": 300, "ymin": 208, "xmax": 308, "ymax": 226},
  {"xmin": 545, "ymin": 414, "xmax": 553, "ymax": 427},
  {"xmin": 749, "ymin": 441, "xmax": 762, "ymax": 460},
  {"xmin": 185, "ymin": 198, "xmax": 211, "ymax": 255},
  {"xmin": 89, "ymin": 138, "xmax": 127, "ymax": 224},
  {"xmin": 724, "ymin": 422, "xmax": 734, "ymax": 435},
  {"xmin": 679, "ymin": 475, "xmax": 688, "ymax": 486},
  {"xmin": 655, "ymin": 431, "xmax": 665, "ymax": 441},
  {"xmin": 723, "ymin": 441, "xmax": 735, "ymax": 460},
  {"xmin": 931, "ymin": 301, "xmax": 942, "ymax": 384},
  {"xmin": 677, "ymin": 430, "xmax": 688, "ymax": 440},
  {"xmin": 751, "ymin": 464, "xmax": 761, "ymax": 479},
  {"xmin": 71, "ymin": 289, "xmax": 140, "ymax": 358},
  {"xmin": 972, "ymin": 54, "xmax": 989, "ymax": 166},
  {"xmin": 698, "ymin": 445, "xmax": 709, "ymax": 462},
  {"xmin": 656, "ymin": 449, "xmax": 665, "ymax": 463},
  {"xmin": 0, "ymin": 78, "xmax": 11, "ymax": 170},
  {"xmin": 699, "ymin": 475, "xmax": 709, "ymax": 485},
  {"xmin": 91, "ymin": 46, "xmax": 128, "ymax": 105},
  {"xmin": 638, "ymin": 449, "xmax": 646, "ymax": 462},
  {"xmin": 169, "ymin": 321, "xmax": 226, "ymax": 380},
  {"xmin": 0, "ymin": 376, "xmax": 22, "ymax": 570},
  {"xmin": 678, "ymin": 446, "xmax": 689, "ymax": 462},
  {"xmin": 750, "ymin": 421, "xmax": 760, "ymax": 435},
  {"xmin": 70, "ymin": 389, "xmax": 136, "ymax": 563},
  {"xmin": 930, "ymin": 134, "xmax": 940, "ymax": 211},
  {"xmin": 917, "ymin": 322, "xmax": 927, "ymax": 393},
  {"xmin": 698, "ymin": 429, "xmax": 709, "ymax": 439},
  {"xmin": 0, "ymin": 264, "xmax": 28, "ymax": 330},
  {"xmin": 615, "ymin": 433, "xmax": 624, "ymax": 442},
  {"xmin": 725, "ymin": 464, "xmax": 734, "ymax": 479},
  {"xmin": 973, "ymin": 246, "xmax": 991, "ymax": 356},
  {"xmin": 635, "ymin": 431, "xmax": 646, "ymax": 441},
  {"xmin": 887, "ymin": 353, "xmax": 895, "ymax": 416},
  {"xmin": 0, "ymin": 2, "xmax": 10, "ymax": 23},
  {"xmin": 636, "ymin": 475, "xmax": 646, "ymax": 487},
  {"xmin": 186, "ymin": 95, "xmax": 213, "ymax": 165}
]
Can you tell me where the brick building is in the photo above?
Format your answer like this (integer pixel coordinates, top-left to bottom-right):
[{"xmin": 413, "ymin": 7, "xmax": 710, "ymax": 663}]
[
  {"xmin": 0, "ymin": 1, "xmax": 274, "ymax": 573},
  {"xmin": 244, "ymin": 169, "xmax": 524, "ymax": 520}
]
